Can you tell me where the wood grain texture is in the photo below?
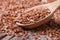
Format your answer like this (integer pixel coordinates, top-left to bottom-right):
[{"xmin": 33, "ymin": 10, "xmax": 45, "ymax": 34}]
[
  {"xmin": 1, "ymin": 35, "xmax": 14, "ymax": 40},
  {"xmin": 0, "ymin": 33, "xmax": 6, "ymax": 39},
  {"xmin": 10, "ymin": 37, "xmax": 23, "ymax": 40}
]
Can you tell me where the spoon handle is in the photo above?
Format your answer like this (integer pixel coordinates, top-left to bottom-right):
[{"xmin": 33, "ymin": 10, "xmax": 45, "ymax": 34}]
[{"xmin": 46, "ymin": 0, "xmax": 60, "ymax": 13}]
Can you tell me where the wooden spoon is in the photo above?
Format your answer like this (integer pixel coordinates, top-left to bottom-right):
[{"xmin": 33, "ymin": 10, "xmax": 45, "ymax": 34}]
[{"xmin": 16, "ymin": 0, "xmax": 60, "ymax": 29}]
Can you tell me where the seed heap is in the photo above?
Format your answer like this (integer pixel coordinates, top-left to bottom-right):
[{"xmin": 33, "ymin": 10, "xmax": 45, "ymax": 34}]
[{"xmin": 0, "ymin": 0, "xmax": 60, "ymax": 40}]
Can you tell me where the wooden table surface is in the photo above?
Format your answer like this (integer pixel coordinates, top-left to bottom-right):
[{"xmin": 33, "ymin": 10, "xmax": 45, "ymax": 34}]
[{"xmin": 0, "ymin": 33, "xmax": 21, "ymax": 40}]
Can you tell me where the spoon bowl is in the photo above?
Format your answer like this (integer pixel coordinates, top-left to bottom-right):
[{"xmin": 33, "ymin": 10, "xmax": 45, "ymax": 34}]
[{"xmin": 16, "ymin": 0, "xmax": 60, "ymax": 28}]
